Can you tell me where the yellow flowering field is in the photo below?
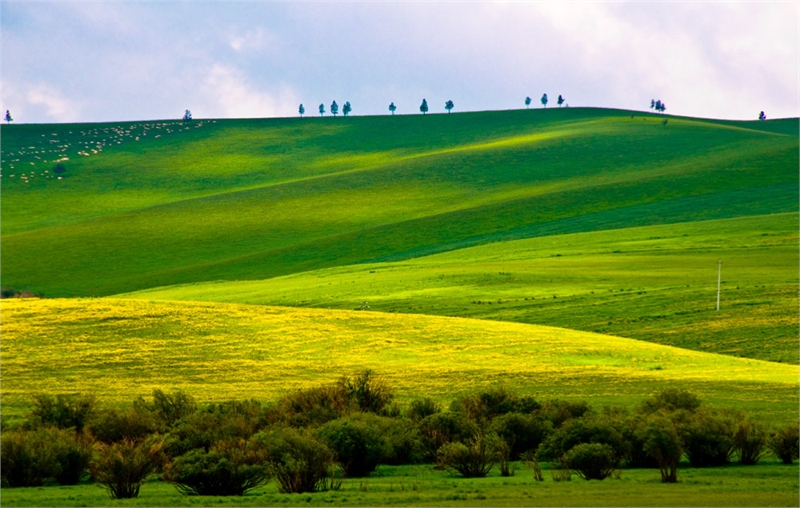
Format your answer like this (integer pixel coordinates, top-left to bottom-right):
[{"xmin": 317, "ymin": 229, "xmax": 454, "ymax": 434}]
[{"xmin": 2, "ymin": 298, "xmax": 796, "ymax": 424}]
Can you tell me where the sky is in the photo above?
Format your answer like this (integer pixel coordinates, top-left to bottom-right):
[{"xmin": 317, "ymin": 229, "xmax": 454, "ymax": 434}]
[{"xmin": 2, "ymin": 1, "xmax": 798, "ymax": 124}]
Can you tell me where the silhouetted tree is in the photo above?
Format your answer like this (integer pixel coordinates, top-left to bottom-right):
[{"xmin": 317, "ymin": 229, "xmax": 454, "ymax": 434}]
[
  {"xmin": 525, "ymin": 97, "xmax": 531, "ymax": 109},
  {"xmin": 557, "ymin": 95, "xmax": 564, "ymax": 107},
  {"xmin": 319, "ymin": 104, "xmax": 325, "ymax": 117},
  {"xmin": 420, "ymin": 98, "xmax": 429, "ymax": 115},
  {"xmin": 331, "ymin": 101, "xmax": 339, "ymax": 117},
  {"xmin": 182, "ymin": 110, "xmax": 192, "ymax": 123},
  {"xmin": 758, "ymin": 111, "xmax": 766, "ymax": 121},
  {"xmin": 299, "ymin": 104, "xmax": 305, "ymax": 117},
  {"xmin": 343, "ymin": 101, "xmax": 351, "ymax": 117},
  {"xmin": 445, "ymin": 100, "xmax": 454, "ymax": 114},
  {"xmin": 541, "ymin": 94, "xmax": 548, "ymax": 108},
  {"xmin": 650, "ymin": 99, "xmax": 655, "ymax": 110},
  {"xmin": 4, "ymin": 110, "xmax": 12, "ymax": 124},
  {"xmin": 389, "ymin": 102, "xmax": 396, "ymax": 115}
]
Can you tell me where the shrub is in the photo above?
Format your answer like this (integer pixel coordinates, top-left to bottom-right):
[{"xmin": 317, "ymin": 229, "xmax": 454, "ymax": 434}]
[
  {"xmin": 53, "ymin": 163, "xmax": 66, "ymax": 175},
  {"xmin": 407, "ymin": 397, "xmax": 441, "ymax": 422},
  {"xmin": 89, "ymin": 406, "xmax": 159, "ymax": 444},
  {"xmin": 563, "ymin": 443, "xmax": 619, "ymax": 480},
  {"xmin": 134, "ymin": 389, "xmax": 196, "ymax": 428},
  {"xmin": 620, "ymin": 413, "xmax": 660, "ymax": 469},
  {"xmin": 735, "ymin": 418, "xmax": 767, "ymax": 465},
  {"xmin": 453, "ymin": 388, "xmax": 539, "ymax": 423},
  {"xmin": 490, "ymin": 412, "xmax": 552, "ymax": 460},
  {"xmin": 538, "ymin": 417, "xmax": 629, "ymax": 464},
  {"xmin": 768, "ymin": 423, "xmax": 799, "ymax": 464},
  {"xmin": 436, "ymin": 433, "xmax": 496, "ymax": 478},
  {"xmin": 254, "ymin": 427, "xmax": 338, "ymax": 493},
  {"xmin": 164, "ymin": 439, "xmax": 269, "ymax": 496},
  {"xmin": 271, "ymin": 385, "xmax": 352, "ymax": 427},
  {"xmin": 642, "ymin": 415, "xmax": 682, "ymax": 483},
  {"xmin": 27, "ymin": 393, "xmax": 97, "ymax": 434},
  {"xmin": 537, "ymin": 399, "xmax": 592, "ymax": 428},
  {"xmin": 679, "ymin": 409, "xmax": 736, "ymax": 467},
  {"xmin": 51, "ymin": 431, "xmax": 93, "ymax": 485},
  {"xmin": 318, "ymin": 414, "xmax": 387, "ymax": 477},
  {"xmin": 640, "ymin": 389, "xmax": 701, "ymax": 414},
  {"xmin": 90, "ymin": 438, "xmax": 160, "ymax": 499},
  {"xmin": 1, "ymin": 428, "xmax": 60, "ymax": 487},
  {"xmin": 418, "ymin": 412, "xmax": 478, "ymax": 461},
  {"xmin": 339, "ymin": 369, "xmax": 394, "ymax": 414},
  {"xmin": 165, "ymin": 400, "xmax": 267, "ymax": 457}
]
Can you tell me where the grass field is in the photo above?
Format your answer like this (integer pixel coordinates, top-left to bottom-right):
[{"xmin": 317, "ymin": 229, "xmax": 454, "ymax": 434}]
[
  {"xmin": 122, "ymin": 213, "xmax": 799, "ymax": 364},
  {"xmin": 2, "ymin": 110, "xmax": 797, "ymax": 299},
  {"xmin": 1, "ymin": 460, "xmax": 797, "ymax": 507},
  {"xmin": 2, "ymin": 298, "xmax": 797, "ymax": 426}
]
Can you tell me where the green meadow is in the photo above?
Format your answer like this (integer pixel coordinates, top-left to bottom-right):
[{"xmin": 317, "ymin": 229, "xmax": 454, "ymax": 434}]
[
  {"xmin": 123, "ymin": 213, "xmax": 799, "ymax": 364},
  {"xmin": 1, "ymin": 108, "xmax": 798, "ymax": 506}
]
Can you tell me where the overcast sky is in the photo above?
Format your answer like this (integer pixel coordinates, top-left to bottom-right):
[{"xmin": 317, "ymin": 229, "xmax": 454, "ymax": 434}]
[{"xmin": 2, "ymin": 1, "xmax": 798, "ymax": 124}]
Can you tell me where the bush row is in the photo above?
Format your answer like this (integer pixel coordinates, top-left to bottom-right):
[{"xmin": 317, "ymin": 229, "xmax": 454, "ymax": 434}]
[{"xmin": 2, "ymin": 372, "xmax": 798, "ymax": 498}]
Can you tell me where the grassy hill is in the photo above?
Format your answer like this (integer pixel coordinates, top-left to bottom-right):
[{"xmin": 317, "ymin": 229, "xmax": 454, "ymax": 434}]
[
  {"xmin": 121, "ymin": 213, "xmax": 799, "ymax": 363},
  {"xmin": 2, "ymin": 109, "xmax": 797, "ymax": 299},
  {"xmin": 2, "ymin": 298, "xmax": 797, "ymax": 426}
]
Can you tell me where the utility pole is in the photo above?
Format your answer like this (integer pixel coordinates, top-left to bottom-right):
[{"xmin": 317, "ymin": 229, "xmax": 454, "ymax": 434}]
[{"xmin": 716, "ymin": 260, "xmax": 722, "ymax": 311}]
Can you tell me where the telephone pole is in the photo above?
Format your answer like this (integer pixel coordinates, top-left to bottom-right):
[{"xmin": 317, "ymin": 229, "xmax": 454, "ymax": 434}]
[{"xmin": 716, "ymin": 260, "xmax": 722, "ymax": 311}]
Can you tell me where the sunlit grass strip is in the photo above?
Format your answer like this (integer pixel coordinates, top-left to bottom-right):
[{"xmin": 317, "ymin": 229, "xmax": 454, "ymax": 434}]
[{"xmin": 2, "ymin": 298, "xmax": 796, "ymax": 424}]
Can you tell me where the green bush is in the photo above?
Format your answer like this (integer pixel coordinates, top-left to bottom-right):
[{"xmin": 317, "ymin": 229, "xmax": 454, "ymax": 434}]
[
  {"xmin": 165, "ymin": 400, "xmax": 267, "ymax": 456},
  {"xmin": 339, "ymin": 369, "xmax": 394, "ymax": 414},
  {"xmin": 318, "ymin": 414, "xmax": 387, "ymax": 477},
  {"xmin": 490, "ymin": 412, "xmax": 552, "ymax": 460},
  {"xmin": 453, "ymin": 388, "xmax": 539, "ymax": 423},
  {"xmin": 418, "ymin": 411, "xmax": 478, "ymax": 461},
  {"xmin": 436, "ymin": 433, "xmax": 496, "ymax": 478},
  {"xmin": 563, "ymin": 443, "xmax": 618, "ymax": 480},
  {"xmin": 164, "ymin": 439, "xmax": 269, "ymax": 496},
  {"xmin": 271, "ymin": 385, "xmax": 352, "ymax": 428},
  {"xmin": 735, "ymin": 418, "xmax": 767, "ymax": 465},
  {"xmin": 89, "ymin": 406, "xmax": 159, "ymax": 444},
  {"xmin": 642, "ymin": 415, "xmax": 682, "ymax": 483},
  {"xmin": 537, "ymin": 399, "xmax": 592, "ymax": 428},
  {"xmin": 1, "ymin": 428, "xmax": 61, "ymax": 487},
  {"xmin": 538, "ymin": 417, "xmax": 629, "ymax": 464},
  {"xmin": 639, "ymin": 389, "xmax": 701, "ymax": 414},
  {"xmin": 254, "ymin": 427, "xmax": 338, "ymax": 493},
  {"xmin": 134, "ymin": 389, "xmax": 196, "ymax": 428},
  {"xmin": 768, "ymin": 423, "xmax": 799, "ymax": 464},
  {"xmin": 679, "ymin": 409, "xmax": 736, "ymax": 467},
  {"xmin": 90, "ymin": 438, "xmax": 160, "ymax": 499},
  {"xmin": 27, "ymin": 394, "xmax": 97, "ymax": 434},
  {"xmin": 407, "ymin": 397, "xmax": 441, "ymax": 422},
  {"xmin": 619, "ymin": 413, "xmax": 659, "ymax": 469}
]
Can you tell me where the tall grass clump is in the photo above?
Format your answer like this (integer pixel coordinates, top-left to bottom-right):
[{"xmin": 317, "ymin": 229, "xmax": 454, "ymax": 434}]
[{"xmin": 90, "ymin": 438, "xmax": 160, "ymax": 499}]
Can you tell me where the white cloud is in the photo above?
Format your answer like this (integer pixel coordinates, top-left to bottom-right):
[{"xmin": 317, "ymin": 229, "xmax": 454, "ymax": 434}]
[
  {"xmin": 199, "ymin": 64, "xmax": 299, "ymax": 119},
  {"xmin": 1, "ymin": 80, "xmax": 82, "ymax": 123}
]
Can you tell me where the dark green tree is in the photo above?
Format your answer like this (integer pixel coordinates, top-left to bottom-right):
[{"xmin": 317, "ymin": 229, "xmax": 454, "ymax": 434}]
[
  {"xmin": 525, "ymin": 97, "xmax": 531, "ymax": 109},
  {"xmin": 4, "ymin": 110, "xmax": 12, "ymax": 123},
  {"xmin": 331, "ymin": 101, "xmax": 339, "ymax": 117},
  {"xmin": 420, "ymin": 98, "xmax": 428, "ymax": 115},
  {"xmin": 557, "ymin": 95, "xmax": 564, "ymax": 107},
  {"xmin": 182, "ymin": 110, "xmax": 192, "ymax": 123},
  {"xmin": 541, "ymin": 93, "xmax": 548, "ymax": 108},
  {"xmin": 759, "ymin": 111, "xmax": 766, "ymax": 121},
  {"xmin": 388, "ymin": 102, "xmax": 396, "ymax": 115},
  {"xmin": 343, "ymin": 101, "xmax": 352, "ymax": 117},
  {"xmin": 299, "ymin": 104, "xmax": 305, "ymax": 117},
  {"xmin": 319, "ymin": 104, "xmax": 325, "ymax": 117},
  {"xmin": 650, "ymin": 99, "xmax": 655, "ymax": 110},
  {"xmin": 445, "ymin": 100, "xmax": 454, "ymax": 113}
]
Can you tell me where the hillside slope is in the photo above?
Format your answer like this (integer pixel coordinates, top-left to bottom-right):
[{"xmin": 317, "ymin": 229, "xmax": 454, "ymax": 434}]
[
  {"xmin": 121, "ymin": 213, "xmax": 799, "ymax": 363},
  {"xmin": 2, "ymin": 109, "xmax": 797, "ymax": 297},
  {"xmin": 2, "ymin": 298, "xmax": 797, "ymax": 425}
]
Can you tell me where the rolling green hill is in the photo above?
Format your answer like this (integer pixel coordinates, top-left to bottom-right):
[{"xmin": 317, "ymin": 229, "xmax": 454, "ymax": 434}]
[
  {"xmin": 2, "ymin": 109, "xmax": 797, "ymax": 299},
  {"xmin": 121, "ymin": 213, "xmax": 799, "ymax": 363},
  {"xmin": 2, "ymin": 298, "xmax": 797, "ymax": 426}
]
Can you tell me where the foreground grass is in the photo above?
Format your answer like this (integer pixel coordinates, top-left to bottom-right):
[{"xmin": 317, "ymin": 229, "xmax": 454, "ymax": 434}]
[
  {"xmin": 1, "ymin": 460, "xmax": 797, "ymax": 507},
  {"xmin": 122, "ymin": 213, "xmax": 799, "ymax": 364},
  {"xmin": 2, "ymin": 110, "xmax": 797, "ymax": 297},
  {"xmin": 2, "ymin": 298, "xmax": 796, "ymax": 425}
]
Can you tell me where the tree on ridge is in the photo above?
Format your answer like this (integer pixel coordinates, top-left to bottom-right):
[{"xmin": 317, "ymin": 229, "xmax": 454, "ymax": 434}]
[
  {"xmin": 331, "ymin": 101, "xmax": 339, "ymax": 117},
  {"xmin": 319, "ymin": 104, "xmax": 325, "ymax": 117},
  {"xmin": 420, "ymin": 98, "xmax": 428, "ymax": 115},
  {"xmin": 343, "ymin": 101, "xmax": 352, "ymax": 117},
  {"xmin": 389, "ymin": 102, "xmax": 397, "ymax": 115},
  {"xmin": 541, "ymin": 94, "xmax": 548, "ymax": 108},
  {"xmin": 299, "ymin": 104, "xmax": 305, "ymax": 117},
  {"xmin": 445, "ymin": 100, "xmax": 454, "ymax": 114},
  {"xmin": 525, "ymin": 97, "xmax": 531, "ymax": 109}
]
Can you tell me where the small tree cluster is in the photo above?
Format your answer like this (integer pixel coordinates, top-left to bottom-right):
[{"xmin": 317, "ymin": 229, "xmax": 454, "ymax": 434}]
[{"xmin": 650, "ymin": 99, "xmax": 667, "ymax": 113}]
